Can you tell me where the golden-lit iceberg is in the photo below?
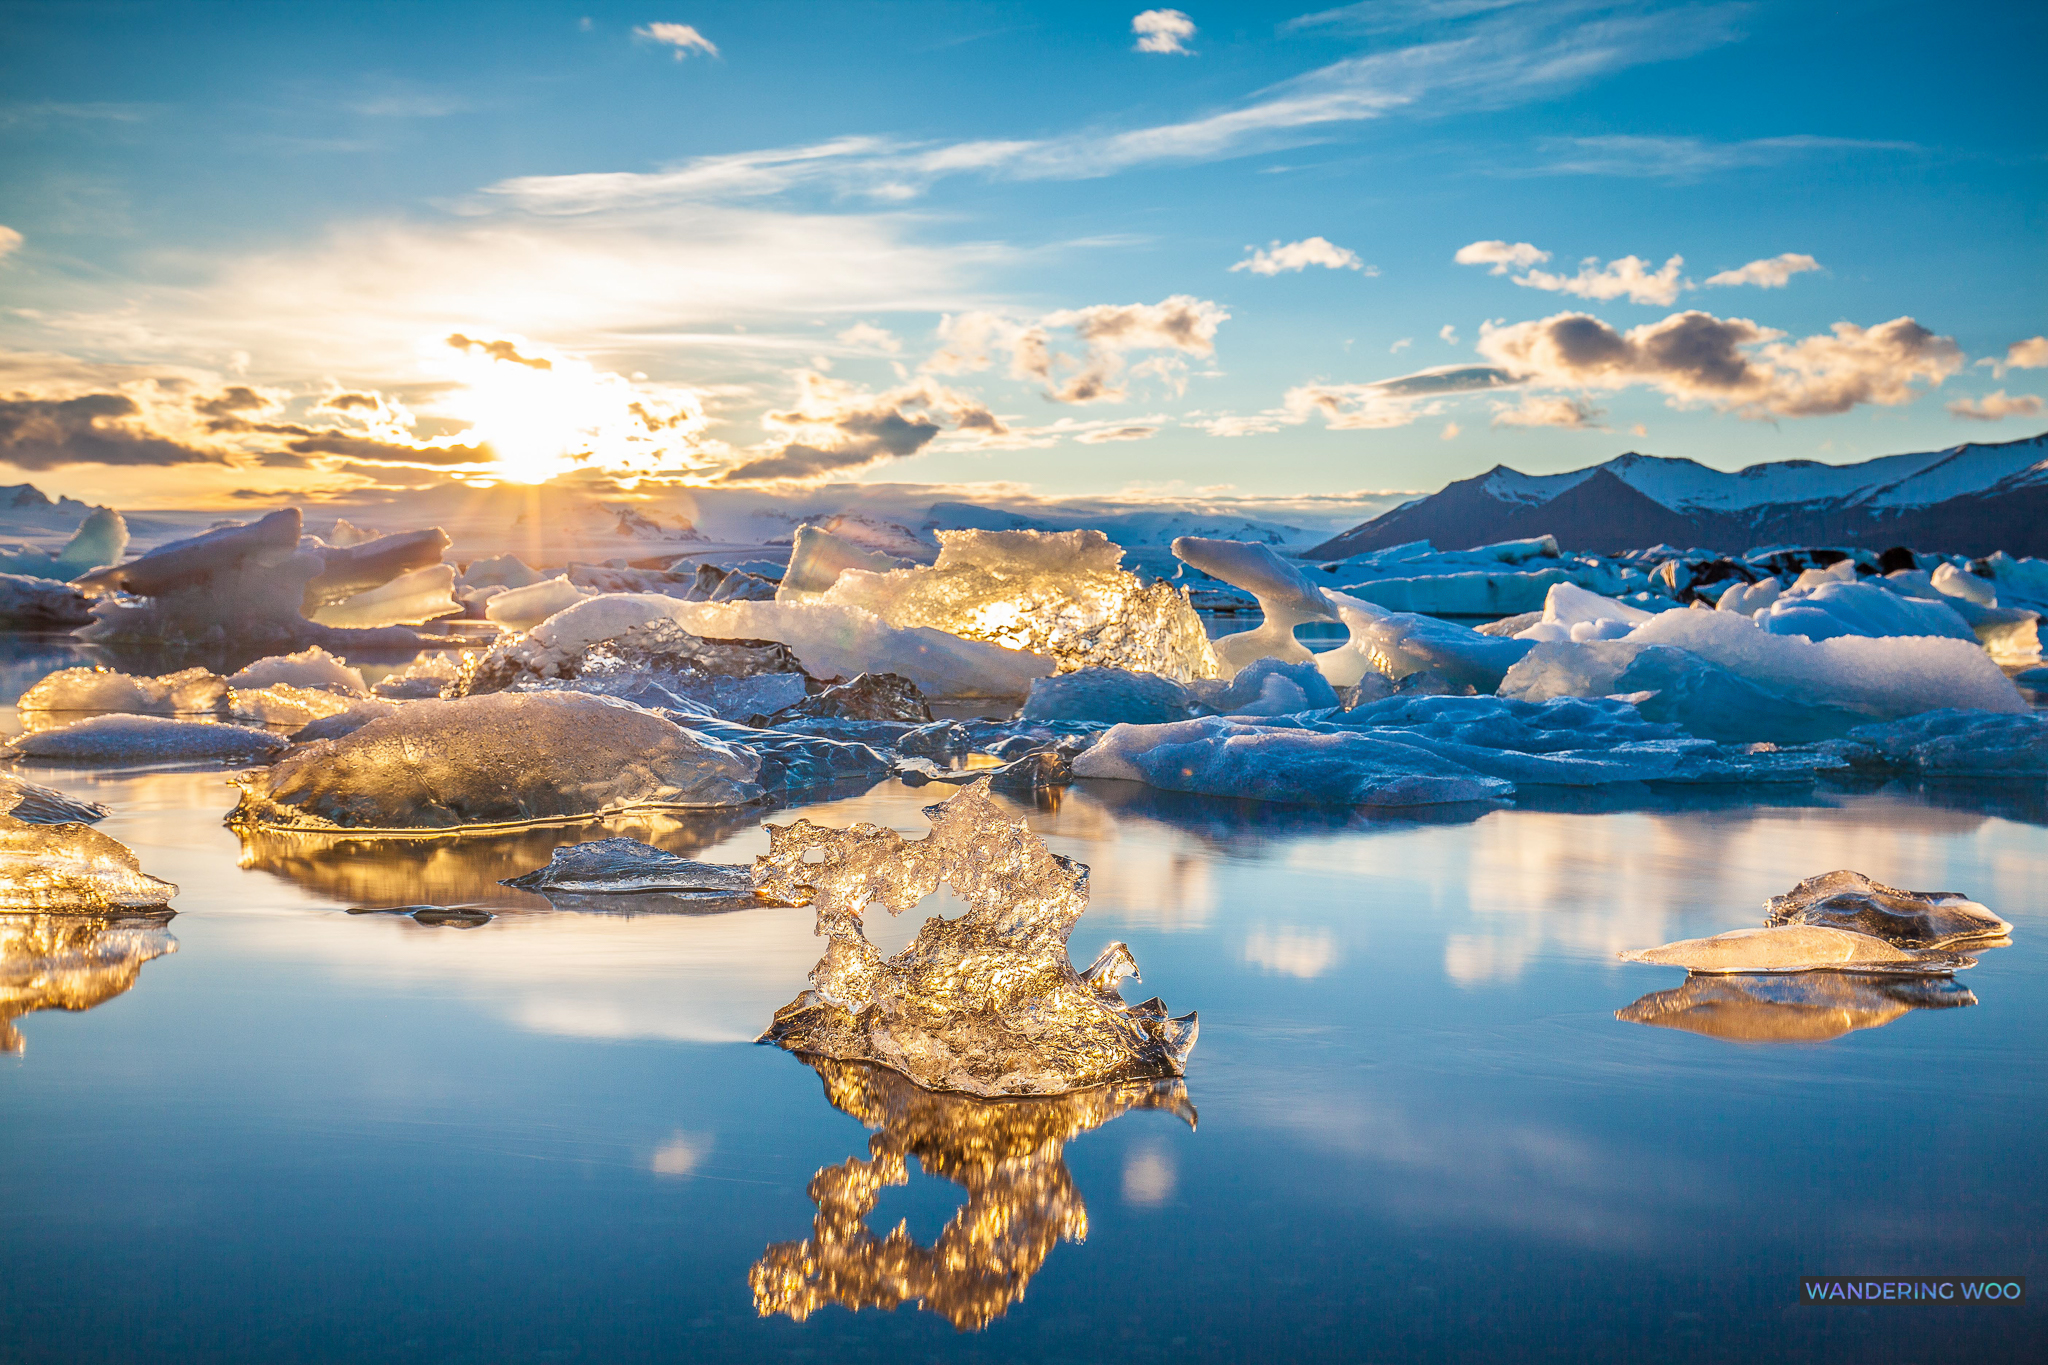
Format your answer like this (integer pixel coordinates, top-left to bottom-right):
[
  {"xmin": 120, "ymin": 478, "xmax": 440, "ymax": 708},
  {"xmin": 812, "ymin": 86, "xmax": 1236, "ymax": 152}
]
[
  {"xmin": 757, "ymin": 781, "xmax": 1197, "ymax": 1096},
  {"xmin": 1, "ymin": 913, "xmax": 177, "ymax": 1053},
  {"xmin": 751, "ymin": 1056, "xmax": 1194, "ymax": 1331},
  {"xmin": 0, "ymin": 814, "xmax": 178, "ymax": 912}
]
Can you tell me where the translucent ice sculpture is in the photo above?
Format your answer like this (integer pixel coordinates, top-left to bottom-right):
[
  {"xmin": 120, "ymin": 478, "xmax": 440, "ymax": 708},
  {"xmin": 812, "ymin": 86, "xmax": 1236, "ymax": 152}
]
[
  {"xmin": 1, "ymin": 912, "xmax": 177, "ymax": 1054},
  {"xmin": 308, "ymin": 563, "xmax": 460, "ymax": 629},
  {"xmin": 228, "ymin": 691, "xmax": 763, "ymax": 833},
  {"xmin": 1171, "ymin": 536, "xmax": 1336, "ymax": 674},
  {"xmin": 778, "ymin": 524, "xmax": 912, "ymax": 598},
  {"xmin": 1317, "ymin": 592, "xmax": 1532, "ymax": 692},
  {"xmin": 0, "ymin": 813, "xmax": 179, "ymax": 912},
  {"xmin": 1619, "ymin": 925, "xmax": 1975, "ymax": 975},
  {"xmin": 1762, "ymin": 870, "xmax": 2010, "ymax": 949},
  {"xmin": 1615, "ymin": 972, "xmax": 1975, "ymax": 1043},
  {"xmin": 4, "ymin": 715, "xmax": 287, "ymax": 766},
  {"xmin": 792, "ymin": 529, "xmax": 1218, "ymax": 681},
  {"xmin": 751, "ymin": 1057, "xmax": 1194, "ymax": 1331},
  {"xmin": 755, "ymin": 781, "xmax": 1197, "ymax": 1096}
]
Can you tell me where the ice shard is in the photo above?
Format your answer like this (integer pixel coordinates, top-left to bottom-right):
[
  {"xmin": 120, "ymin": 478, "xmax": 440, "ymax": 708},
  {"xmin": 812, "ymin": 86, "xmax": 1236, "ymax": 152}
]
[
  {"xmin": 501, "ymin": 838, "xmax": 766, "ymax": 900},
  {"xmin": 0, "ymin": 775, "xmax": 110, "ymax": 825},
  {"xmin": 1, "ymin": 913, "xmax": 177, "ymax": 1054},
  {"xmin": 227, "ymin": 691, "xmax": 763, "ymax": 833},
  {"xmin": 1615, "ymin": 972, "xmax": 1976, "ymax": 1043},
  {"xmin": 1618, "ymin": 925, "xmax": 1976, "ymax": 975},
  {"xmin": 756, "ymin": 781, "xmax": 1197, "ymax": 1096},
  {"xmin": 0, "ymin": 814, "xmax": 178, "ymax": 912},
  {"xmin": 1762, "ymin": 870, "xmax": 2011, "ymax": 949},
  {"xmin": 751, "ymin": 1056, "xmax": 1194, "ymax": 1331}
]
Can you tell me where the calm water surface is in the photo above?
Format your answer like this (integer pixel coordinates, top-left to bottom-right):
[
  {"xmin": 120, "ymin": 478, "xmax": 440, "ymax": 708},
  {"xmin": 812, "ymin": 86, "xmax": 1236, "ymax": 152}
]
[{"xmin": 2, "ymin": 643, "xmax": 2043, "ymax": 1363}]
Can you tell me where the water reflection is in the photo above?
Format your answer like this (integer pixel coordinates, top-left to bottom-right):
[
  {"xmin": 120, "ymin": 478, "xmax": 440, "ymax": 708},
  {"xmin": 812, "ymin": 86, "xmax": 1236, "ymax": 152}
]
[
  {"xmin": 751, "ymin": 1057, "xmax": 1195, "ymax": 1332},
  {"xmin": 1616, "ymin": 973, "xmax": 1978, "ymax": 1043},
  {"xmin": 0, "ymin": 912, "xmax": 176, "ymax": 1053}
]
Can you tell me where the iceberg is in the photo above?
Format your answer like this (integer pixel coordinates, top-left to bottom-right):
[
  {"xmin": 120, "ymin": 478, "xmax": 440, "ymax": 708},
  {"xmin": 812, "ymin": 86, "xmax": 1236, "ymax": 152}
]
[
  {"xmin": 458, "ymin": 553, "xmax": 543, "ymax": 591},
  {"xmin": 501, "ymin": 838, "xmax": 764, "ymax": 902},
  {"xmin": 0, "ymin": 506, "xmax": 128, "ymax": 580},
  {"xmin": 0, "ymin": 813, "xmax": 178, "ymax": 912},
  {"xmin": 1615, "ymin": 973, "xmax": 1975, "ymax": 1043},
  {"xmin": 790, "ymin": 529, "xmax": 1217, "ymax": 681},
  {"xmin": 1021, "ymin": 667, "xmax": 1194, "ymax": 724},
  {"xmin": 309, "ymin": 564, "xmax": 460, "ymax": 629},
  {"xmin": 1761, "ymin": 870, "xmax": 2010, "ymax": 949},
  {"xmin": 751, "ymin": 1056, "xmax": 1193, "ymax": 1331},
  {"xmin": 484, "ymin": 575, "xmax": 591, "ymax": 631},
  {"xmin": 1618, "ymin": 925, "xmax": 1975, "ymax": 975},
  {"xmin": 1317, "ymin": 593, "xmax": 1532, "ymax": 691},
  {"xmin": 225, "ymin": 647, "xmax": 368, "ymax": 695},
  {"xmin": 1824, "ymin": 709, "xmax": 2048, "ymax": 777},
  {"xmin": 0, "ymin": 573, "xmax": 96, "ymax": 630},
  {"xmin": 1, "ymin": 913, "xmax": 177, "ymax": 1054},
  {"xmin": 1171, "ymin": 537, "xmax": 1335, "ymax": 673},
  {"xmin": 4, "ymin": 715, "xmax": 287, "ymax": 766},
  {"xmin": 229, "ymin": 692, "xmax": 764, "ymax": 833},
  {"xmin": 1512, "ymin": 582, "xmax": 1661, "ymax": 644},
  {"xmin": 778, "ymin": 524, "xmax": 912, "ymax": 598},
  {"xmin": 756, "ymin": 781, "xmax": 1197, "ymax": 1097},
  {"xmin": 1192, "ymin": 657, "xmax": 1340, "ymax": 715},
  {"xmin": 1337, "ymin": 566, "xmax": 1575, "ymax": 616}
]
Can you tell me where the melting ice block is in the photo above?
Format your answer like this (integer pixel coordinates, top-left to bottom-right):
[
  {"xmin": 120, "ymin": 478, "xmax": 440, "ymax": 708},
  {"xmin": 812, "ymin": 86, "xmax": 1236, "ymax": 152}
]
[
  {"xmin": 4, "ymin": 715, "xmax": 287, "ymax": 766},
  {"xmin": 1318, "ymin": 592, "xmax": 1532, "ymax": 691},
  {"xmin": 778, "ymin": 524, "xmax": 912, "ymax": 598},
  {"xmin": 501, "ymin": 838, "xmax": 763, "ymax": 899},
  {"xmin": 0, "ymin": 774, "xmax": 109, "ymax": 825},
  {"xmin": 1021, "ymin": 667, "xmax": 1194, "ymax": 724},
  {"xmin": 751, "ymin": 1056, "xmax": 1193, "ymax": 1331},
  {"xmin": 225, "ymin": 647, "xmax": 368, "ymax": 695},
  {"xmin": 1615, "ymin": 973, "xmax": 1975, "ymax": 1043},
  {"xmin": 0, "ymin": 813, "xmax": 178, "ymax": 912},
  {"xmin": 1758, "ymin": 580, "xmax": 1976, "ymax": 643},
  {"xmin": 1762, "ymin": 870, "xmax": 2010, "ymax": 949},
  {"xmin": 1, "ymin": 913, "xmax": 178, "ymax": 1054},
  {"xmin": 228, "ymin": 691, "xmax": 762, "ymax": 833},
  {"xmin": 485, "ymin": 576, "xmax": 592, "ymax": 631},
  {"xmin": 1618, "ymin": 925, "xmax": 1975, "ymax": 975},
  {"xmin": 225, "ymin": 684, "xmax": 359, "ymax": 729},
  {"xmin": 309, "ymin": 563, "xmax": 460, "ymax": 629},
  {"xmin": 756, "ymin": 781, "xmax": 1197, "ymax": 1097},
  {"xmin": 0, "ymin": 506, "xmax": 128, "ymax": 580},
  {"xmin": 19, "ymin": 666, "xmax": 228, "ymax": 716}
]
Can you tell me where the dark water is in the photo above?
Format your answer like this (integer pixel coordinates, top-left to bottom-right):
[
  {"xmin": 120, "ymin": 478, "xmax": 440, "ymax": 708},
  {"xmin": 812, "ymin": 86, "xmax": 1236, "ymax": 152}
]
[{"xmin": 2, "ymin": 642, "xmax": 2043, "ymax": 1363}]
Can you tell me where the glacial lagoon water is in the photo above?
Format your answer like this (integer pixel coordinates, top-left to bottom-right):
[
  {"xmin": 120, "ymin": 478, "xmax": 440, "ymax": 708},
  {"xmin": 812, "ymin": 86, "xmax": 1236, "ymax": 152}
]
[{"xmin": 2, "ymin": 641, "xmax": 2044, "ymax": 1363}]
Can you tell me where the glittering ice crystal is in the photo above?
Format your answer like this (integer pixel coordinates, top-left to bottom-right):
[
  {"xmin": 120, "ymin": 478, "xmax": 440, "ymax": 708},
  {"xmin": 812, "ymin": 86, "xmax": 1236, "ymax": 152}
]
[
  {"xmin": 756, "ymin": 780, "xmax": 1197, "ymax": 1097},
  {"xmin": 0, "ymin": 814, "xmax": 178, "ymax": 913}
]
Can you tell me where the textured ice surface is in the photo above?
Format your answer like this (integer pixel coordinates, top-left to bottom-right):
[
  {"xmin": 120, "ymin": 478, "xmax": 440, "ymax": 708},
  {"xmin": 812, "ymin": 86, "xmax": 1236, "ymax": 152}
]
[
  {"xmin": 1193, "ymin": 657, "xmax": 1340, "ymax": 716},
  {"xmin": 760, "ymin": 673, "xmax": 931, "ymax": 726},
  {"xmin": 1171, "ymin": 536, "xmax": 1335, "ymax": 673},
  {"xmin": 370, "ymin": 652, "xmax": 464, "ymax": 700},
  {"xmin": 309, "ymin": 563, "xmax": 460, "ymax": 629},
  {"xmin": 0, "ymin": 573, "xmax": 96, "ymax": 629},
  {"xmin": 661, "ymin": 716, "xmax": 899, "ymax": 793},
  {"xmin": 1618, "ymin": 925, "xmax": 1975, "ymax": 975},
  {"xmin": 779, "ymin": 525, "xmax": 912, "ymax": 598},
  {"xmin": 225, "ymin": 647, "xmax": 368, "ymax": 695},
  {"xmin": 794, "ymin": 529, "xmax": 1217, "ymax": 681},
  {"xmin": 1615, "ymin": 973, "xmax": 1975, "ymax": 1042},
  {"xmin": 458, "ymin": 553, "xmax": 543, "ymax": 591},
  {"xmin": 0, "ymin": 775, "xmax": 109, "ymax": 825},
  {"xmin": 19, "ymin": 666, "xmax": 228, "ymax": 716},
  {"xmin": 1318, "ymin": 593, "xmax": 1532, "ymax": 691},
  {"xmin": 1512, "ymin": 583, "xmax": 1661, "ymax": 643},
  {"xmin": 501, "ymin": 838, "xmax": 762, "ymax": 900},
  {"xmin": 226, "ymin": 684, "xmax": 358, "ymax": 729},
  {"xmin": 1499, "ymin": 641, "xmax": 1870, "ymax": 744},
  {"xmin": 4, "ymin": 714, "xmax": 287, "ymax": 766},
  {"xmin": 485, "ymin": 576, "xmax": 591, "ymax": 630},
  {"xmin": 751, "ymin": 1057, "xmax": 1193, "ymax": 1331},
  {"xmin": 1762, "ymin": 870, "xmax": 2010, "ymax": 949},
  {"xmin": 0, "ymin": 814, "xmax": 178, "ymax": 912},
  {"xmin": 1338, "ymin": 567, "xmax": 1576, "ymax": 616},
  {"xmin": 1021, "ymin": 667, "xmax": 1194, "ymax": 724},
  {"xmin": 1759, "ymin": 580, "xmax": 1976, "ymax": 643},
  {"xmin": 288, "ymin": 699, "xmax": 402, "ymax": 743},
  {"xmin": 756, "ymin": 781, "xmax": 1196, "ymax": 1097},
  {"xmin": 1, "ymin": 913, "xmax": 177, "ymax": 1054},
  {"xmin": 1826, "ymin": 708, "xmax": 2048, "ymax": 776},
  {"xmin": 229, "ymin": 692, "xmax": 762, "ymax": 833}
]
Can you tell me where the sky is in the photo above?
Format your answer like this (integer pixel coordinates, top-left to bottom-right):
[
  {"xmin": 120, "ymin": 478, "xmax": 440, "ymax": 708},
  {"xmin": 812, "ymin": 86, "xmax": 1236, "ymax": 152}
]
[{"xmin": 0, "ymin": 0, "xmax": 2043, "ymax": 525}]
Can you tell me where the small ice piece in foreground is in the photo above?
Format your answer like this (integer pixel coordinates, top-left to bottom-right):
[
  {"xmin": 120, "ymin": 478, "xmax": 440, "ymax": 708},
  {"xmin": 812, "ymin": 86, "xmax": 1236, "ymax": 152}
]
[
  {"xmin": 751, "ymin": 1056, "xmax": 1193, "ymax": 1331},
  {"xmin": 225, "ymin": 647, "xmax": 368, "ymax": 696},
  {"xmin": 228, "ymin": 691, "xmax": 763, "ymax": 833},
  {"xmin": 1618, "ymin": 925, "xmax": 1975, "ymax": 975},
  {"xmin": 19, "ymin": 666, "xmax": 228, "ymax": 716},
  {"xmin": 3, "ymin": 715, "xmax": 288, "ymax": 766},
  {"xmin": 0, "ymin": 775, "xmax": 109, "ymax": 825},
  {"xmin": 1, "ymin": 913, "xmax": 178, "ymax": 1054},
  {"xmin": 756, "ymin": 781, "xmax": 1196, "ymax": 1097},
  {"xmin": 0, "ymin": 813, "xmax": 178, "ymax": 912},
  {"xmin": 1762, "ymin": 870, "xmax": 2010, "ymax": 948},
  {"xmin": 501, "ymin": 838, "xmax": 762, "ymax": 898},
  {"xmin": 1615, "ymin": 973, "xmax": 1975, "ymax": 1043}
]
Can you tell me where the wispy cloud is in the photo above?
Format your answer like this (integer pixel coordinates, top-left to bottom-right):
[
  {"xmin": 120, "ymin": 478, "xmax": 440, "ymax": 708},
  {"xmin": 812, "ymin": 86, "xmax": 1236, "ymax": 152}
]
[
  {"xmin": 929, "ymin": 296, "xmax": 1227, "ymax": 404},
  {"xmin": 1702, "ymin": 252, "xmax": 1819, "ymax": 289},
  {"xmin": 1523, "ymin": 133, "xmax": 1919, "ymax": 180},
  {"xmin": 1231, "ymin": 236, "xmax": 1374, "ymax": 275},
  {"xmin": 0, "ymin": 226, "xmax": 21, "ymax": 261},
  {"xmin": 1133, "ymin": 9, "xmax": 1196, "ymax": 54},
  {"xmin": 1977, "ymin": 335, "xmax": 2048, "ymax": 378},
  {"xmin": 1459, "ymin": 241, "xmax": 1822, "ymax": 306},
  {"xmin": 634, "ymin": 22, "xmax": 719, "ymax": 59}
]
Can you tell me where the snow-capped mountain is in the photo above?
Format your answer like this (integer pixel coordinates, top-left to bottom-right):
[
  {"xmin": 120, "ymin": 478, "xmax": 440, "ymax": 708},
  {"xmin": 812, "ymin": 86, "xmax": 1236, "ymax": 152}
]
[{"xmin": 1307, "ymin": 432, "xmax": 2048, "ymax": 558}]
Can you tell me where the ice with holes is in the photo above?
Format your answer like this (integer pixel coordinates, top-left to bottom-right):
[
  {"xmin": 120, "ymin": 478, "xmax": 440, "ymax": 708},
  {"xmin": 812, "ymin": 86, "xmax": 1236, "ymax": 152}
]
[
  {"xmin": 755, "ymin": 781, "xmax": 1197, "ymax": 1097},
  {"xmin": 1762, "ymin": 870, "xmax": 2010, "ymax": 949},
  {"xmin": 1171, "ymin": 536, "xmax": 1334, "ymax": 674},
  {"xmin": 228, "ymin": 692, "xmax": 762, "ymax": 833},
  {"xmin": 786, "ymin": 528, "xmax": 1218, "ymax": 681},
  {"xmin": 0, "ymin": 814, "xmax": 178, "ymax": 912},
  {"xmin": 1317, "ymin": 593, "xmax": 1533, "ymax": 692},
  {"xmin": 4, "ymin": 715, "xmax": 288, "ymax": 766},
  {"xmin": 1618, "ymin": 925, "xmax": 1976, "ymax": 975}
]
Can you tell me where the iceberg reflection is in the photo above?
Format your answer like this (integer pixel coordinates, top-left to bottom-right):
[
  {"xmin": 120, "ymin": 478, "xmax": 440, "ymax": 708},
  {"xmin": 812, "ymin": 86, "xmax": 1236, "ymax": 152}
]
[
  {"xmin": 0, "ymin": 912, "xmax": 176, "ymax": 1053},
  {"xmin": 1616, "ymin": 972, "xmax": 1976, "ymax": 1043},
  {"xmin": 751, "ymin": 1057, "xmax": 1194, "ymax": 1331}
]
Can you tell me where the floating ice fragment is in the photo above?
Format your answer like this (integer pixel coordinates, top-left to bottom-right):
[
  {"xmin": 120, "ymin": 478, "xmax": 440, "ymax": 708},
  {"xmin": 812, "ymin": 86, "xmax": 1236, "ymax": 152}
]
[
  {"xmin": 1616, "ymin": 973, "xmax": 1975, "ymax": 1043},
  {"xmin": 4, "ymin": 714, "xmax": 288, "ymax": 766},
  {"xmin": 345, "ymin": 903, "xmax": 493, "ymax": 928},
  {"xmin": 228, "ymin": 692, "xmax": 763, "ymax": 833},
  {"xmin": 1762, "ymin": 870, "xmax": 2010, "ymax": 949},
  {"xmin": 225, "ymin": 647, "xmax": 368, "ymax": 695},
  {"xmin": 0, "ymin": 573, "xmax": 96, "ymax": 629},
  {"xmin": 1825, "ymin": 709, "xmax": 2048, "ymax": 776},
  {"xmin": 226, "ymin": 684, "xmax": 359, "ymax": 729},
  {"xmin": 485, "ymin": 575, "xmax": 592, "ymax": 630},
  {"xmin": 751, "ymin": 1057, "xmax": 1193, "ymax": 1330},
  {"xmin": 756, "ymin": 781, "xmax": 1196, "ymax": 1097},
  {"xmin": 501, "ymin": 838, "xmax": 764, "ymax": 899},
  {"xmin": 1021, "ymin": 667, "xmax": 1193, "ymax": 724},
  {"xmin": 778, "ymin": 524, "xmax": 912, "ymax": 598},
  {"xmin": 19, "ymin": 665, "xmax": 227, "ymax": 716},
  {"xmin": 1618, "ymin": 925, "xmax": 1974, "ymax": 975},
  {"xmin": 0, "ymin": 506, "xmax": 128, "ymax": 581},
  {"xmin": 1, "ymin": 912, "xmax": 177, "ymax": 1054},
  {"xmin": 0, "ymin": 813, "xmax": 178, "ymax": 912},
  {"xmin": 0, "ymin": 775, "xmax": 109, "ymax": 825},
  {"xmin": 760, "ymin": 672, "xmax": 932, "ymax": 726},
  {"xmin": 309, "ymin": 563, "xmax": 460, "ymax": 629}
]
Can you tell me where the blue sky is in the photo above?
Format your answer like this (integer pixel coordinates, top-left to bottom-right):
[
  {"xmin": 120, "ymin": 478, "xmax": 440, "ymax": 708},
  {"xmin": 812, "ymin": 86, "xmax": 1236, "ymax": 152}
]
[{"xmin": 0, "ymin": 0, "xmax": 2042, "ymax": 514}]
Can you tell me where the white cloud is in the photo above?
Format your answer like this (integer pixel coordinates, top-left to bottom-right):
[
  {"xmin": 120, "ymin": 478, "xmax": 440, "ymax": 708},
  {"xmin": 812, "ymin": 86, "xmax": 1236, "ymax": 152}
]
[
  {"xmin": 1276, "ymin": 362, "xmax": 1519, "ymax": 431},
  {"xmin": 1075, "ymin": 423, "xmax": 1161, "ymax": 443},
  {"xmin": 1389, "ymin": 337, "xmax": 1412, "ymax": 353},
  {"xmin": 1478, "ymin": 309, "xmax": 1965, "ymax": 419},
  {"xmin": 1528, "ymin": 134, "xmax": 1920, "ymax": 181},
  {"xmin": 1947, "ymin": 390, "xmax": 2043, "ymax": 422},
  {"xmin": 1491, "ymin": 394, "xmax": 1604, "ymax": 428},
  {"xmin": 634, "ymin": 22, "xmax": 718, "ymax": 59},
  {"xmin": 1132, "ymin": 9, "xmax": 1196, "ymax": 53},
  {"xmin": 718, "ymin": 370, "xmax": 1003, "ymax": 483},
  {"xmin": 835, "ymin": 321, "xmax": 900, "ymax": 354},
  {"xmin": 1978, "ymin": 335, "xmax": 2048, "ymax": 378},
  {"xmin": 1440, "ymin": 421, "xmax": 1460, "ymax": 440},
  {"xmin": 1231, "ymin": 236, "xmax": 1372, "ymax": 275},
  {"xmin": 1510, "ymin": 254, "xmax": 1687, "ymax": 306},
  {"xmin": 1454, "ymin": 240, "xmax": 1549, "ymax": 274},
  {"xmin": 930, "ymin": 296, "xmax": 1227, "ymax": 404},
  {"xmin": 1703, "ymin": 252, "xmax": 1820, "ymax": 289},
  {"xmin": 0, "ymin": 226, "xmax": 20, "ymax": 261},
  {"xmin": 1439, "ymin": 323, "xmax": 1459, "ymax": 344}
]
